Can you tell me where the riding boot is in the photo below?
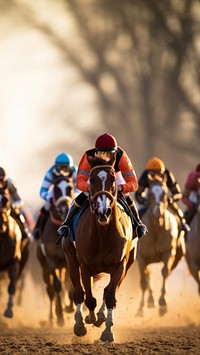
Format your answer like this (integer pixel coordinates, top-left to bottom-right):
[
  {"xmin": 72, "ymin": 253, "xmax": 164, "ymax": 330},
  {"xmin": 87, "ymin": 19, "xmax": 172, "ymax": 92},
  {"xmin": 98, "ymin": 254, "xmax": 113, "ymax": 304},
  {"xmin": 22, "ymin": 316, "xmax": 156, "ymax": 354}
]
[
  {"xmin": 32, "ymin": 207, "xmax": 49, "ymax": 240},
  {"xmin": 15, "ymin": 212, "xmax": 32, "ymax": 240},
  {"xmin": 125, "ymin": 196, "xmax": 148, "ymax": 238},
  {"xmin": 57, "ymin": 201, "xmax": 80, "ymax": 238}
]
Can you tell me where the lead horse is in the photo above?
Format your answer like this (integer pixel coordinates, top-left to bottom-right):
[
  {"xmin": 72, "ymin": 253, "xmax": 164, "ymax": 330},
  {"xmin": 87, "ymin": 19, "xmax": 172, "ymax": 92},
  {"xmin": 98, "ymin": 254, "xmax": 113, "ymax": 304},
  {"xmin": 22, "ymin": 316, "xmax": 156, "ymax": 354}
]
[
  {"xmin": 184, "ymin": 177, "xmax": 200, "ymax": 295},
  {"xmin": 36, "ymin": 175, "xmax": 75, "ymax": 326},
  {"xmin": 62, "ymin": 155, "xmax": 138, "ymax": 342},
  {"xmin": 0, "ymin": 187, "xmax": 30, "ymax": 318},
  {"xmin": 136, "ymin": 179, "xmax": 184, "ymax": 317}
]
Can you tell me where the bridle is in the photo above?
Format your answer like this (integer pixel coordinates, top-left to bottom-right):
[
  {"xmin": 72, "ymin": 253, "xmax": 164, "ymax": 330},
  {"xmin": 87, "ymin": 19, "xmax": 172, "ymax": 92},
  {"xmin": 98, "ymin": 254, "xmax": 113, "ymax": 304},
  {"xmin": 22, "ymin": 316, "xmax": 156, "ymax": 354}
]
[
  {"xmin": 89, "ymin": 164, "xmax": 117, "ymax": 215},
  {"xmin": 147, "ymin": 181, "xmax": 168, "ymax": 220},
  {"xmin": 50, "ymin": 178, "xmax": 74, "ymax": 223}
]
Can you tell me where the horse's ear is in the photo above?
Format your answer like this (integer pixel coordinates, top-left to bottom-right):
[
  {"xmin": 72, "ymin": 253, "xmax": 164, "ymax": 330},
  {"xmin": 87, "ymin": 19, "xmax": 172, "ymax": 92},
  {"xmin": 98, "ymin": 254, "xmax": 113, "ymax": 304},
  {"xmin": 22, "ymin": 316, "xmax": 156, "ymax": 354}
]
[{"xmin": 109, "ymin": 152, "xmax": 116, "ymax": 167}]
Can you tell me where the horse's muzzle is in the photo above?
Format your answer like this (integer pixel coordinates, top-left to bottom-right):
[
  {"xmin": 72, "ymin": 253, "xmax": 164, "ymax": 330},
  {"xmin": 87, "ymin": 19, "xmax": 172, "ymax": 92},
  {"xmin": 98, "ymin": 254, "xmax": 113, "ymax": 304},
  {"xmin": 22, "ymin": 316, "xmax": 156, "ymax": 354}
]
[{"xmin": 96, "ymin": 208, "xmax": 112, "ymax": 225}]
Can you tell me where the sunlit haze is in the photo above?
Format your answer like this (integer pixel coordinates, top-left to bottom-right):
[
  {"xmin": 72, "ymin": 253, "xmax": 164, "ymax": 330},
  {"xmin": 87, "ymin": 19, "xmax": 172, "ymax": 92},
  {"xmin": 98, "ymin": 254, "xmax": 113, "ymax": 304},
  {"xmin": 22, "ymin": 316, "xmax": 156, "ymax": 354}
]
[{"xmin": 0, "ymin": 24, "xmax": 101, "ymax": 213}]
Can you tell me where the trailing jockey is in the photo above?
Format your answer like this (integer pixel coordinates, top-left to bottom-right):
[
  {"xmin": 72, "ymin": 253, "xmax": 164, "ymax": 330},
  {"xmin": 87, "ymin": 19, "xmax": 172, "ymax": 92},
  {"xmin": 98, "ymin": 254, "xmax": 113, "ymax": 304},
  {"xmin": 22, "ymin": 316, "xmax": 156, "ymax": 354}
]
[{"xmin": 32, "ymin": 153, "xmax": 79, "ymax": 240}]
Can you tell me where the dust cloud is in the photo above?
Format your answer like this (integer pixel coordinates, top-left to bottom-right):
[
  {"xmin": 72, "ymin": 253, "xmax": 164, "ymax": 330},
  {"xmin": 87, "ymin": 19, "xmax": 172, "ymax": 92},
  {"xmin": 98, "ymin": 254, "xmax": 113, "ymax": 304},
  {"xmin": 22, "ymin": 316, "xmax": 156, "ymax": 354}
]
[{"xmin": 0, "ymin": 241, "xmax": 199, "ymax": 344}]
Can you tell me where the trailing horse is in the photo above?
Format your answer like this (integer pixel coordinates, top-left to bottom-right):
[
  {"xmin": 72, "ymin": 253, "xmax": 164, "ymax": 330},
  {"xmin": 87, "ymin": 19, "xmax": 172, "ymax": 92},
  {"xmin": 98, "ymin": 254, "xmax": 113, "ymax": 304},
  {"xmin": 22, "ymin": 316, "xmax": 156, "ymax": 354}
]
[
  {"xmin": 36, "ymin": 175, "xmax": 75, "ymax": 326},
  {"xmin": 136, "ymin": 179, "xmax": 184, "ymax": 317},
  {"xmin": 62, "ymin": 155, "xmax": 138, "ymax": 342},
  {"xmin": 184, "ymin": 177, "xmax": 200, "ymax": 295},
  {"xmin": 0, "ymin": 188, "xmax": 30, "ymax": 318}
]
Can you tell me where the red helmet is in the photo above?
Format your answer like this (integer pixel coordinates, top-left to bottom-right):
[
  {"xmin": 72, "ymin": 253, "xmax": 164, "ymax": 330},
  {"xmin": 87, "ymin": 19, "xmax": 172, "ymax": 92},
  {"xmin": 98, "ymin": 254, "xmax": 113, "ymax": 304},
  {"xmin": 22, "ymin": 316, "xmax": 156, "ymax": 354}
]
[{"xmin": 95, "ymin": 133, "xmax": 117, "ymax": 151}]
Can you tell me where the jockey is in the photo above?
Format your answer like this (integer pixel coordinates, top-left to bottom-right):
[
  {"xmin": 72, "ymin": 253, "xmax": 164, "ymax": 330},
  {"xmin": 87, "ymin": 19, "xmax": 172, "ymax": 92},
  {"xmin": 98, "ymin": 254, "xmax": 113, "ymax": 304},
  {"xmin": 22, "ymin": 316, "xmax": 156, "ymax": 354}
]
[
  {"xmin": 58, "ymin": 133, "xmax": 148, "ymax": 239},
  {"xmin": 182, "ymin": 163, "xmax": 200, "ymax": 224},
  {"xmin": 135, "ymin": 157, "xmax": 190, "ymax": 232},
  {"xmin": 0, "ymin": 167, "xmax": 32, "ymax": 240},
  {"xmin": 32, "ymin": 152, "xmax": 78, "ymax": 240}
]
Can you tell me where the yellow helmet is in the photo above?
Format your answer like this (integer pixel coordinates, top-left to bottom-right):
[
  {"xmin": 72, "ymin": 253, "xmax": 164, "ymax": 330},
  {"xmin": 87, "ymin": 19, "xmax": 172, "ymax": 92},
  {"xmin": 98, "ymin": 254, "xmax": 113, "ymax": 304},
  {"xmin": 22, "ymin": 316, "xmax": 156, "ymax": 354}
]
[{"xmin": 146, "ymin": 157, "xmax": 165, "ymax": 173}]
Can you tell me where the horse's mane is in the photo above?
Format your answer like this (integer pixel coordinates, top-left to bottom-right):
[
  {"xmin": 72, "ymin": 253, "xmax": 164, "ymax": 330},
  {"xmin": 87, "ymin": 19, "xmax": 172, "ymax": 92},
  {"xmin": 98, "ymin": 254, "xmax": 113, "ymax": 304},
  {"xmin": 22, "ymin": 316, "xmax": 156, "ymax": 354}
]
[{"xmin": 87, "ymin": 155, "xmax": 115, "ymax": 168}]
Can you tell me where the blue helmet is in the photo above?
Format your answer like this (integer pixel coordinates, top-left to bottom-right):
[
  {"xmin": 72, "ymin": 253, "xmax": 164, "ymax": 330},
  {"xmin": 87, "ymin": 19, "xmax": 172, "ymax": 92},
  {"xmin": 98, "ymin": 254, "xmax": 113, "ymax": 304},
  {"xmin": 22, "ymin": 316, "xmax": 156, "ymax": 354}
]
[{"xmin": 55, "ymin": 153, "xmax": 73, "ymax": 167}]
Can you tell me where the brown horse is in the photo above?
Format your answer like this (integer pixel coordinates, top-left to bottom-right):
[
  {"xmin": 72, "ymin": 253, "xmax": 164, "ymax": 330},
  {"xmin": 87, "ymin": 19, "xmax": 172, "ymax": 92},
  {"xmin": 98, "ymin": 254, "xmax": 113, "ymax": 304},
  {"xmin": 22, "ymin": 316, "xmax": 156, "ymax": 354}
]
[
  {"xmin": 185, "ymin": 177, "xmax": 200, "ymax": 295},
  {"xmin": 36, "ymin": 175, "xmax": 75, "ymax": 326},
  {"xmin": 62, "ymin": 155, "xmax": 138, "ymax": 342},
  {"xmin": 136, "ymin": 179, "xmax": 184, "ymax": 317},
  {"xmin": 0, "ymin": 188, "xmax": 30, "ymax": 318}
]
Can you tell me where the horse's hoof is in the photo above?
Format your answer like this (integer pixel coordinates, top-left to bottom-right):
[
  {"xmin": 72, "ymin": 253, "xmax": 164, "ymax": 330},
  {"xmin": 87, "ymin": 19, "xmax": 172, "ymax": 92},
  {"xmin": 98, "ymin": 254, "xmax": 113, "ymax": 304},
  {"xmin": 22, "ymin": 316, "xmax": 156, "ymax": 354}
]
[
  {"xmin": 135, "ymin": 309, "xmax": 144, "ymax": 318},
  {"xmin": 85, "ymin": 314, "xmax": 97, "ymax": 325},
  {"xmin": 4, "ymin": 309, "xmax": 13, "ymax": 318},
  {"xmin": 100, "ymin": 329, "xmax": 115, "ymax": 343},
  {"xmin": 65, "ymin": 305, "xmax": 74, "ymax": 313},
  {"xmin": 147, "ymin": 301, "xmax": 156, "ymax": 308},
  {"xmin": 159, "ymin": 305, "xmax": 167, "ymax": 317},
  {"xmin": 94, "ymin": 316, "xmax": 106, "ymax": 327},
  {"xmin": 74, "ymin": 323, "xmax": 87, "ymax": 337},
  {"xmin": 57, "ymin": 317, "xmax": 64, "ymax": 327}
]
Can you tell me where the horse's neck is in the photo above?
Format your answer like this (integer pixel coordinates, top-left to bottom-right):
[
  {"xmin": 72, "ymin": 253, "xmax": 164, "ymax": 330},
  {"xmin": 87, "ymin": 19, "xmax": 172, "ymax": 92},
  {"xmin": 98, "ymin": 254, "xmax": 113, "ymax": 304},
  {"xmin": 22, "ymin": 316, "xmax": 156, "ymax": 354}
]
[
  {"xmin": 147, "ymin": 205, "xmax": 177, "ymax": 231},
  {"xmin": 49, "ymin": 208, "xmax": 63, "ymax": 225}
]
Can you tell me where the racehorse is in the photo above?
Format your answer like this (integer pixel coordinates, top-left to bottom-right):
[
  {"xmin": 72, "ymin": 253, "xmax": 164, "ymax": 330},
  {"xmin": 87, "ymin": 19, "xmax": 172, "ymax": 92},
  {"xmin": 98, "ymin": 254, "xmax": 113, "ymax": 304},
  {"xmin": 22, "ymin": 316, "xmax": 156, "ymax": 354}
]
[
  {"xmin": 62, "ymin": 155, "xmax": 138, "ymax": 342},
  {"xmin": 36, "ymin": 175, "xmax": 75, "ymax": 326},
  {"xmin": 184, "ymin": 177, "xmax": 200, "ymax": 295},
  {"xmin": 0, "ymin": 187, "xmax": 30, "ymax": 318},
  {"xmin": 136, "ymin": 178, "xmax": 184, "ymax": 317}
]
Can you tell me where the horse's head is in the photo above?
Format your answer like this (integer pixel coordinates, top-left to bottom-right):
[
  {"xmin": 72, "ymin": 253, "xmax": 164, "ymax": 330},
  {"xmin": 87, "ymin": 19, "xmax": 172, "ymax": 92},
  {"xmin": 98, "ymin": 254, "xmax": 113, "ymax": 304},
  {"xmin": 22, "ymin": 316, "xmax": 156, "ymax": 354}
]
[
  {"xmin": 147, "ymin": 180, "xmax": 168, "ymax": 223},
  {"xmin": 0, "ymin": 189, "xmax": 10, "ymax": 233},
  {"xmin": 87, "ymin": 155, "xmax": 117, "ymax": 225},
  {"xmin": 51, "ymin": 176, "xmax": 75, "ymax": 222}
]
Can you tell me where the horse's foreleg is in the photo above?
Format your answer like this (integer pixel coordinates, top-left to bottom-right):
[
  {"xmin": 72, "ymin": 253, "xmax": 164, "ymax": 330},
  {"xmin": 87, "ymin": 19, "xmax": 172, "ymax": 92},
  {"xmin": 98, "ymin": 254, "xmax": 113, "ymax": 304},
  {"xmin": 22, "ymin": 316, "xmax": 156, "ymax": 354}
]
[
  {"xmin": 52, "ymin": 270, "xmax": 64, "ymax": 327},
  {"xmin": 100, "ymin": 261, "xmax": 126, "ymax": 342},
  {"xmin": 146, "ymin": 265, "xmax": 156, "ymax": 309},
  {"xmin": 62, "ymin": 237, "xmax": 85, "ymax": 305},
  {"xmin": 64, "ymin": 269, "xmax": 75, "ymax": 313},
  {"xmin": 62, "ymin": 237, "xmax": 85, "ymax": 336},
  {"xmin": 4, "ymin": 262, "xmax": 19, "ymax": 318},
  {"xmin": 55, "ymin": 292, "xmax": 64, "ymax": 327},
  {"xmin": 81, "ymin": 269, "xmax": 97, "ymax": 325},
  {"xmin": 136, "ymin": 261, "xmax": 151, "ymax": 317},
  {"xmin": 159, "ymin": 255, "xmax": 174, "ymax": 315},
  {"xmin": 95, "ymin": 300, "xmax": 106, "ymax": 327},
  {"xmin": 100, "ymin": 308, "xmax": 115, "ymax": 342},
  {"xmin": 4, "ymin": 294, "xmax": 14, "ymax": 318},
  {"xmin": 74, "ymin": 303, "xmax": 87, "ymax": 336}
]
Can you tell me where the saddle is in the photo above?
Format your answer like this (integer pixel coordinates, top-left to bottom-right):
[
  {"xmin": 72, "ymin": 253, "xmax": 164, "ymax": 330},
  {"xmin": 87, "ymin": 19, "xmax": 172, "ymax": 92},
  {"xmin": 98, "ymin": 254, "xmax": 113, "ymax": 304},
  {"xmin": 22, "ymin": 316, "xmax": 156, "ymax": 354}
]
[{"xmin": 69, "ymin": 196, "xmax": 132, "ymax": 242}]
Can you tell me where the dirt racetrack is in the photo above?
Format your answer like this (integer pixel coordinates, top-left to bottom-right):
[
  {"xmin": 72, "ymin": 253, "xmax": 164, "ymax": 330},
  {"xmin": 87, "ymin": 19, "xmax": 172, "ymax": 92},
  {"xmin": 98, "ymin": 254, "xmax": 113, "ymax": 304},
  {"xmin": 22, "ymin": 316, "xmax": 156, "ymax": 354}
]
[{"xmin": 0, "ymin": 243, "xmax": 200, "ymax": 354}]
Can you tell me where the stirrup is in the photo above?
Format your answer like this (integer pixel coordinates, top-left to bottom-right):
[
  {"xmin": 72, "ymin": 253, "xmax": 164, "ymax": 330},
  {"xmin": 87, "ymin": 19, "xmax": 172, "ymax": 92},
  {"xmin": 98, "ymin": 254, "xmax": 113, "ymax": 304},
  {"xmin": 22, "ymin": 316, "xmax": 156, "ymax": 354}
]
[
  {"xmin": 182, "ymin": 222, "xmax": 190, "ymax": 232},
  {"xmin": 57, "ymin": 224, "xmax": 70, "ymax": 238}
]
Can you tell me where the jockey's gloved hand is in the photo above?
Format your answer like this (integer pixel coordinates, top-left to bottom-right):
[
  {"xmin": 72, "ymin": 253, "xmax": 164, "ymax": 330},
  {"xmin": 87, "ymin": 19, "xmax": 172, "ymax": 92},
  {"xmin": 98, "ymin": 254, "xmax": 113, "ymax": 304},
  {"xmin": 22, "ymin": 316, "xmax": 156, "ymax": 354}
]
[{"xmin": 136, "ymin": 223, "xmax": 148, "ymax": 238}]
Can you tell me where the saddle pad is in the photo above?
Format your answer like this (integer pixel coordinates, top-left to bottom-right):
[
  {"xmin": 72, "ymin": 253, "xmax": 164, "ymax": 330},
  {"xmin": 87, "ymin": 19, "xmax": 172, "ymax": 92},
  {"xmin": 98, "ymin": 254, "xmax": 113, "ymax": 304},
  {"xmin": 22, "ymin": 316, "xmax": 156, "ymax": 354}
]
[{"xmin": 70, "ymin": 201, "xmax": 89, "ymax": 242}]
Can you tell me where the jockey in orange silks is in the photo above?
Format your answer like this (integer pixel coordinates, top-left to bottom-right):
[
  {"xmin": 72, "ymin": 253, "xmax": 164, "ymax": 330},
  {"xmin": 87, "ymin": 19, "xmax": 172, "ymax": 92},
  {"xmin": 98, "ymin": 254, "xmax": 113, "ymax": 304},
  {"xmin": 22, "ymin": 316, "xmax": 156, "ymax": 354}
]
[{"xmin": 58, "ymin": 133, "xmax": 148, "ymax": 240}]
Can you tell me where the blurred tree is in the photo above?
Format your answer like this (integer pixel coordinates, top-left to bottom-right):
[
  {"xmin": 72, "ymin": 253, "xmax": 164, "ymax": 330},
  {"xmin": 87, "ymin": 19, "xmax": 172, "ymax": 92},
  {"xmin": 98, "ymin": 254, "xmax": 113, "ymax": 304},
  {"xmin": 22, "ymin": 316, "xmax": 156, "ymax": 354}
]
[{"xmin": 0, "ymin": 0, "xmax": 199, "ymax": 174}]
